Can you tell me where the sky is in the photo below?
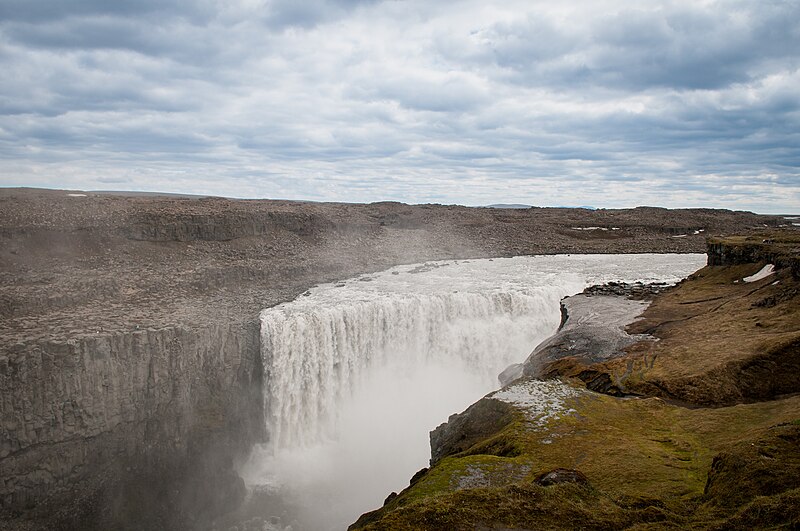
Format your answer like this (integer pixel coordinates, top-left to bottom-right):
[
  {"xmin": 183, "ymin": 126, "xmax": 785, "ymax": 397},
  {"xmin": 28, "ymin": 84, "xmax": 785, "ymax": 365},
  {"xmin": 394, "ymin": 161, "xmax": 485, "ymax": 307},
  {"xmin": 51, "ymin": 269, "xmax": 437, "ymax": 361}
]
[{"xmin": 0, "ymin": 0, "xmax": 799, "ymax": 213}]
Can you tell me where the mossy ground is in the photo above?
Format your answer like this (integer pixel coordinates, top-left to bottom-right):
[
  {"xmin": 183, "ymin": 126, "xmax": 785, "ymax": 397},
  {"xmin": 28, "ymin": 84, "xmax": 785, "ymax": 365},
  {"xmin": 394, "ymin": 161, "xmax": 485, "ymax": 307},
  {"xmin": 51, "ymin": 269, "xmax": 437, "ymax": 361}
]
[
  {"xmin": 352, "ymin": 390, "xmax": 800, "ymax": 530},
  {"xmin": 351, "ymin": 238, "xmax": 800, "ymax": 530}
]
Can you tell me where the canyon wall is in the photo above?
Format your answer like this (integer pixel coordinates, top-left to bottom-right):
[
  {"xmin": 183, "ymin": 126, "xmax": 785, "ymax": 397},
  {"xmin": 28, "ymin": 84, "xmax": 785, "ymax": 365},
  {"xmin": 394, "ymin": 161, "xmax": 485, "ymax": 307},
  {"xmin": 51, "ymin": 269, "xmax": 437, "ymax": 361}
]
[
  {"xmin": 0, "ymin": 188, "xmax": 790, "ymax": 528},
  {"xmin": 1, "ymin": 323, "xmax": 262, "ymax": 529},
  {"xmin": 707, "ymin": 235, "xmax": 800, "ymax": 278}
]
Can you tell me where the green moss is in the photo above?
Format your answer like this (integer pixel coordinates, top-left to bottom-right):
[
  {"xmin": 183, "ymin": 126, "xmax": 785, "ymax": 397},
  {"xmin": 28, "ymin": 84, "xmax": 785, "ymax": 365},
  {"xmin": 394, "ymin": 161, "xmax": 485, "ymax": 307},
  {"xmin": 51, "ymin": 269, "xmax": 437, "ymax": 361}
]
[
  {"xmin": 352, "ymin": 390, "xmax": 800, "ymax": 530},
  {"xmin": 351, "ymin": 248, "xmax": 800, "ymax": 530},
  {"xmin": 405, "ymin": 454, "xmax": 532, "ymax": 502}
]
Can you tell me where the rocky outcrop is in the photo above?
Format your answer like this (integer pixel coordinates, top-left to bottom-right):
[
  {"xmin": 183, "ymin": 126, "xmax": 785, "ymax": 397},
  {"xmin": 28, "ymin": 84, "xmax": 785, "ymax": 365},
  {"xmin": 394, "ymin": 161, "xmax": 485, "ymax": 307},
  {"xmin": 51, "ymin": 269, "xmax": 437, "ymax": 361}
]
[
  {"xmin": 0, "ymin": 323, "xmax": 263, "ymax": 529},
  {"xmin": 429, "ymin": 399, "xmax": 516, "ymax": 465},
  {"xmin": 511, "ymin": 233, "xmax": 800, "ymax": 406},
  {"xmin": 500, "ymin": 287, "xmax": 655, "ymax": 390},
  {"xmin": 707, "ymin": 233, "xmax": 800, "ymax": 278},
  {"xmin": 351, "ymin": 233, "xmax": 800, "ymax": 530}
]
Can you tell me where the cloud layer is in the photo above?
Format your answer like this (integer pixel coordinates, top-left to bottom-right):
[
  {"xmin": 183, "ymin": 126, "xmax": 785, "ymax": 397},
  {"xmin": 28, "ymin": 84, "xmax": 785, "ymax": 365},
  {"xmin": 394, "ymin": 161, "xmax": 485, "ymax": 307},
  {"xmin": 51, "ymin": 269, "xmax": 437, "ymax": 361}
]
[{"xmin": 1, "ymin": 0, "xmax": 798, "ymax": 212}]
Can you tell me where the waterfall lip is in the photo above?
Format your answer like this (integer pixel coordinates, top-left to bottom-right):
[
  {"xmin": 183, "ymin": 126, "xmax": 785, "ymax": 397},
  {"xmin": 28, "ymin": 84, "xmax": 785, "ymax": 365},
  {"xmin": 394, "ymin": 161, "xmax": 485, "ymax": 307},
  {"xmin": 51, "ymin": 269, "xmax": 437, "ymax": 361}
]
[
  {"xmin": 256, "ymin": 253, "xmax": 706, "ymax": 451},
  {"xmin": 243, "ymin": 253, "xmax": 707, "ymax": 530},
  {"xmin": 259, "ymin": 253, "xmax": 705, "ymax": 319}
]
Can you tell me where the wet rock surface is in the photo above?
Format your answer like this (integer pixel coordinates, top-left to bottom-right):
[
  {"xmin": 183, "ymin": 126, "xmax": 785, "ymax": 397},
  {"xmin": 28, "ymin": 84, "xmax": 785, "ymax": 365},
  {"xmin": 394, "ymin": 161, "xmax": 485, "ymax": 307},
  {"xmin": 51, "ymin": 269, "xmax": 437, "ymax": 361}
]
[{"xmin": 500, "ymin": 286, "xmax": 657, "ymax": 388}]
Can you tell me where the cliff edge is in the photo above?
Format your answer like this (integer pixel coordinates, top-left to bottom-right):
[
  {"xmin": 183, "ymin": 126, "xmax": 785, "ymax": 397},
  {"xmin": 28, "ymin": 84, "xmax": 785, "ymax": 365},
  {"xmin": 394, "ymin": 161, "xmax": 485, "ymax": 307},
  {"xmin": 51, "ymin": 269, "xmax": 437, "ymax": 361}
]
[{"xmin": 351, "ymin": 232, "xmax": 800, "ymax": 530}]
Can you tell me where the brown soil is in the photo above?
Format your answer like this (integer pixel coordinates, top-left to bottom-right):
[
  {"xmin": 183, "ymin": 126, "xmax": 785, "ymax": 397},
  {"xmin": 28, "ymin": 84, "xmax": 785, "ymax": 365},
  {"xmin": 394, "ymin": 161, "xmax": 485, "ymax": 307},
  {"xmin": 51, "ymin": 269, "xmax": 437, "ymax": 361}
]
[{"xmin": 594, "ymin": 234, "xmax": 800, "ymax": 405}]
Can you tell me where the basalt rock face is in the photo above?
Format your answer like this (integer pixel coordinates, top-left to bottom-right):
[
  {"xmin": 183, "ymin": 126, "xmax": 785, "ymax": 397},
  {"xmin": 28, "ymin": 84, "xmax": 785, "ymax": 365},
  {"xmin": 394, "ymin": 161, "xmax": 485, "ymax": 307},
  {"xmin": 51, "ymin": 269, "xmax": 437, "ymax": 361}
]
[
  {"xmin": 429, "ymin": 399, "xmax": 516, "ymax": 465},
  {"xmin": 0, "ymin": 323, "xmax": 263, "ymax": 530},
  {"xmin": 707, "ymin": 233, "xmax": 800, "ymax": 278},
  {"xmin": 122, "ymin": 211, "xmax": 341, "ymax": 242}
]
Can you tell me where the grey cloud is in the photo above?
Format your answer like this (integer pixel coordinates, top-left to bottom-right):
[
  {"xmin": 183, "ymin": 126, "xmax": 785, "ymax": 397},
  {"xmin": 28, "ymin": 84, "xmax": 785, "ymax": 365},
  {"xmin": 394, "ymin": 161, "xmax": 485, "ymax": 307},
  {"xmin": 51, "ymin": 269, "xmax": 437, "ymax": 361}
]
[
  {"xmin": 264, "ymin": 0, "xmax": 381, "ymax": 29},
  {"xmin": 362, "ymin": 75, "xmax": 489, "ymax": 112},
  {"xmin": 471, "ymin": 1, "xmax": 800, "ymax": 91},
  {"xmin": 0, "ymin": 0, "xmax": 798, "ymax": 212},
  {"xmin": 0, "ymin": 0, "xmax": 216, "ymax": 24}
]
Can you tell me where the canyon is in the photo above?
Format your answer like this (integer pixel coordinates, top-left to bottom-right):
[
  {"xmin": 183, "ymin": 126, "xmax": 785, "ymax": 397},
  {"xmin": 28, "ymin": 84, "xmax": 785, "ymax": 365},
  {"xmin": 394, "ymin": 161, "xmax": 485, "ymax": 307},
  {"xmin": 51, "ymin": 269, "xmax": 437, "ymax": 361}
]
[{"xmin": 0, "ymin": 188, "xmax": 794, "ymax": 530}]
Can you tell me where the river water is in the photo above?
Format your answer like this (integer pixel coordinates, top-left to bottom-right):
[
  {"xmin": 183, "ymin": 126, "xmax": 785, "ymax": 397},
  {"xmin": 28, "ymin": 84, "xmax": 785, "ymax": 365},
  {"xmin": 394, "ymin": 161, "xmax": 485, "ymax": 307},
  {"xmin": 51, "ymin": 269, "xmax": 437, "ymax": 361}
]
[{"xmin": 240, "ymin": 254, "xmax": 706, "ymax": 530}]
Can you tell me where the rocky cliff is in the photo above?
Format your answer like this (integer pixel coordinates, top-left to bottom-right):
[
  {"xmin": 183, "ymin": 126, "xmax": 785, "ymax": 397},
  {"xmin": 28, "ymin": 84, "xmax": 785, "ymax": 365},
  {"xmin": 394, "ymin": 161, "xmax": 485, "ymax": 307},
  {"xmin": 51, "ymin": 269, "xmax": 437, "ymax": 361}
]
[
  {"xmin": 351, "ymin": 232, "xmax": 800, "ymax": 530},
  {"xmin": 1, "ymin": 323, "xmax": 262, "ymax": 529},
  {"xmin": 0, "ymin": 188, "xmax": 791, "ymax": 529}
]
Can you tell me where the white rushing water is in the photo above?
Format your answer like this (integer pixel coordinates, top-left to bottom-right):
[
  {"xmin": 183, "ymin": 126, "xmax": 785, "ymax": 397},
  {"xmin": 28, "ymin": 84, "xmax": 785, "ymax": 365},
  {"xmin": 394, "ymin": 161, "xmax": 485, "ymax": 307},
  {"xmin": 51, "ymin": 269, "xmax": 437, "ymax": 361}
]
[{"xmin": 241, "ymin": 253, "xmax": 705, "ymax": 530}]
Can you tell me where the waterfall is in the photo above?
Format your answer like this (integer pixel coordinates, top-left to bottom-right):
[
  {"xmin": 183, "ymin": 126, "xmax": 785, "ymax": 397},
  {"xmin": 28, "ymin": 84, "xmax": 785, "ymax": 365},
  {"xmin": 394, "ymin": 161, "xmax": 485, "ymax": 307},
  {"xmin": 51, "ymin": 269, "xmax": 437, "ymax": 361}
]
[
  {"xmin": 257, "ymin": 253, "xmax": 707, "ymax": 452},
  {"xmin": 246, "ymin": 254, "xmax": 707, "ymax": 530},
  {"xmin": 260, "ymin": 287, "xmax": 567, "ymax": 449}
]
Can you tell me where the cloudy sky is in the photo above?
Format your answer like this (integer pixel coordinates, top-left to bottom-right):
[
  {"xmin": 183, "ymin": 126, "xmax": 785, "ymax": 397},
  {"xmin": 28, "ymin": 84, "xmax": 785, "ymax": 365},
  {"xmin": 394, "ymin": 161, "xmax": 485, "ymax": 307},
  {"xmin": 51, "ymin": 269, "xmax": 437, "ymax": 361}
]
[{"xmin": 1, "ymin": 0, "xmax": 798, "ymax": 212}]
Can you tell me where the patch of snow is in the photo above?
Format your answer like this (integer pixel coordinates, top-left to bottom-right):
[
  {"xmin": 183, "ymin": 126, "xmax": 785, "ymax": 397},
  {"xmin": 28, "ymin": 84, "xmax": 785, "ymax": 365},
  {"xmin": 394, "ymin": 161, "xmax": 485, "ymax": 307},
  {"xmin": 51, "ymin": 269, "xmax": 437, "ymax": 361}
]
[
  {"xmin": 743, "ymin": 264, "xmax": 775, "ymax": 283},
  {"xmin": 67, "ymin": 193, "xmax": 87, "ymax": 197},
  {"xmin": 794, "ymin": 223, "xmax": 800, "ymax": 227},
  {"xmin": 785, "ymin": 216, "xmax": 799, "ymax": 220},
  {"xmin": 571, "ymin": 227, "xmax": 607, "ymax": 231},
  {"xmin": 491, "ymin": 379, "xmax": 581, "ymax": 428},
  {"xmin": 611, "ymin": 227, "xmax": 620, "ymax": 230},
  {"xmin": 672, "ymin": 234, "xmax": 687, "ymax": 238},
  {"xmin": 693, "ymin": 229, "xmax": 705, "ymax": 235}
]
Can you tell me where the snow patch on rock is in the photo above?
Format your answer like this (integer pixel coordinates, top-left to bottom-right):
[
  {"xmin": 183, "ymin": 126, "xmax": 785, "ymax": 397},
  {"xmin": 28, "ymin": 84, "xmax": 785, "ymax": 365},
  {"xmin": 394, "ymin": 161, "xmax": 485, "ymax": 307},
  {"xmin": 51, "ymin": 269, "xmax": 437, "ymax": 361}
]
[
  {"xmin": 491, "ymin": 379, "xmax": 581, "ymax": 428},
  {"xmin": 743, "ymin": 264, "xmax": 775, "ymax": 283}
]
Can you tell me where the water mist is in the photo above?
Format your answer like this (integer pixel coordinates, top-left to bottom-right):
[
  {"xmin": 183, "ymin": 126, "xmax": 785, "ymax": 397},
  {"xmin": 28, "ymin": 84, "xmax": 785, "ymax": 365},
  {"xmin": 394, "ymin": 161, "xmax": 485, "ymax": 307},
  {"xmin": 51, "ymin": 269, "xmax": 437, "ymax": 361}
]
[{"xmin": 240, "ymin": 254, "xmax": 706, "ymax": 530}]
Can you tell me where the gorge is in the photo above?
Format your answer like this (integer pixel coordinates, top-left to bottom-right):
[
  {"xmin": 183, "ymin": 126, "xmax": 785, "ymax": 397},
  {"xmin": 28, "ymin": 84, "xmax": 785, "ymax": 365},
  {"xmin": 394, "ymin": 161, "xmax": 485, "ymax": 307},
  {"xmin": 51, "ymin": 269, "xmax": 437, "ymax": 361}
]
[
  {"xmin": 242, "ymin": 254, "xmax": 704, "ymax": 530},
  {"xmin": 0, "ymin": 188, "xmax": 794, "ymax": 530}
]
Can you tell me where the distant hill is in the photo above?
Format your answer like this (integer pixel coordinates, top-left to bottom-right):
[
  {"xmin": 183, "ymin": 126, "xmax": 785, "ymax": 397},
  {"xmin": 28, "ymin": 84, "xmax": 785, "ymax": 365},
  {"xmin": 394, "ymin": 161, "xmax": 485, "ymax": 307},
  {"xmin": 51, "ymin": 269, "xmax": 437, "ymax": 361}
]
[
  {"xmin": 487, "ymin": 203, "xmax": 599, "ymax": 210},
  {"xmin": 485, "ymin": 203, "xmax": 532, "ymax": 209}
]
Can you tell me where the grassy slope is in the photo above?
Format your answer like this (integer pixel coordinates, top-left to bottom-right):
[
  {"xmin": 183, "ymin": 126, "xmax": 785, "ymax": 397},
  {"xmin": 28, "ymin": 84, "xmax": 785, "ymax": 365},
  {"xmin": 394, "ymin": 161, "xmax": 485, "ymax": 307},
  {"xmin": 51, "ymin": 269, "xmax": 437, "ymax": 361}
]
[
  {"xmin": 351, "ymin": 234, "xmax": 800, "ymax": 530},
  {"xmin": 353, "ymin": 389, "xmax": 800, "ymax": 530},
  {"xmin": 615, "ymin": 239, "xmax": 799, "ymax": 405}
]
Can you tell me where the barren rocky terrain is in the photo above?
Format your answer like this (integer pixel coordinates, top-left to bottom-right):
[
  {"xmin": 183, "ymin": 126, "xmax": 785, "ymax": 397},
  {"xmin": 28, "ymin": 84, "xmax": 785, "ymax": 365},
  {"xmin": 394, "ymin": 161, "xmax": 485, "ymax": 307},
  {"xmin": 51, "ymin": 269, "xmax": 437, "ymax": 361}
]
[
  {"xmin": 0, "ymin": 188, "xmax": 784, "ymax": 341},
  {"xmin": 0, "ymin": 187, "xmax": 793, "ymax": 530}
]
